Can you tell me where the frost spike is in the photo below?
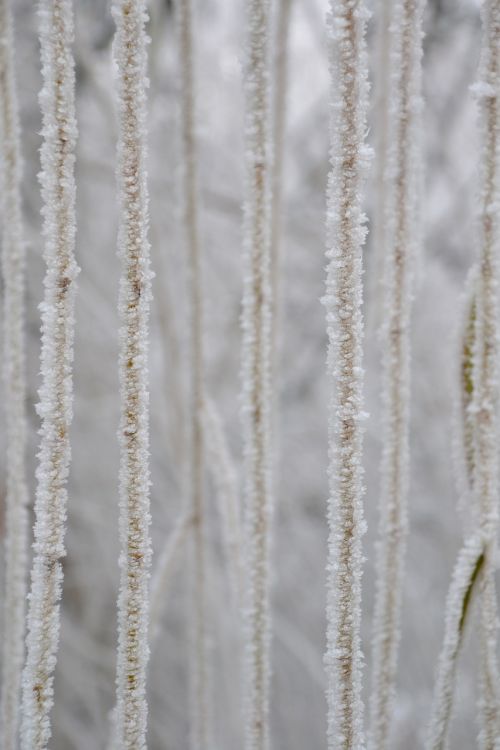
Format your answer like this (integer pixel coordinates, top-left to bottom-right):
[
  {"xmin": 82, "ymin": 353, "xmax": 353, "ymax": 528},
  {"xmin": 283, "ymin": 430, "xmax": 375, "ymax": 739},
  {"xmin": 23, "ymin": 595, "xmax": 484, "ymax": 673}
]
[
  {"xmin": 241, "ymin": 0, "xmax": 274, "ymax": 745},
  {"xmin": 0, "ymin": 0, "xmax": 29, "ymax": 747},
  {"xmin": 19, "ymin": 1, "xmax": 78, "ymax": 748},
  {"xmin": 323, "ymin": 0, "xmax": 371, "ymax": 747},
  {"xmin": 368, "ymin": 0, "xmax": 424, "ymax": 747},
  {"xmin": 471, "ymin": 1, "xmax": 500, "ymax": 745},
  {"xmin": 111, "ymin": 1, "xmax": 152, "ymax": 748}
]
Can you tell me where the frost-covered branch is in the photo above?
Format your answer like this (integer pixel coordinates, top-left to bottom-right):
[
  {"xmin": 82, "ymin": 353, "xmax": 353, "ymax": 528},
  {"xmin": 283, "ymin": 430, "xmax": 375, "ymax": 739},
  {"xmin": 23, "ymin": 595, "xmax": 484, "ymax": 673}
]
[
  {"xmin": 426, "ymin": 534, "xmax": 485, "ymax": 750},
  {"xmin": 470, "ymin": 2, "xmax": 500, "ymax": 745},
  {"xmin": 0, "ymin": 1, "xmax": 29, "ymax": 747},
  {"xmin": 368, "ymin": 1, "xmax": 424, "ymax": 747},
  {"xmin": 112, "ymin": 1, "xmax": 152, "ymax": 748},
  {"xmin": 20, "ymin": 1, "xmax": 78, "ymax": 748},
  {"xmin": 323, "ymin": 0, "xmax": 371, "ymax": 747},
  {"xmin": 241, "ymin": 0, "xmax": 274, "ymax": 745}
]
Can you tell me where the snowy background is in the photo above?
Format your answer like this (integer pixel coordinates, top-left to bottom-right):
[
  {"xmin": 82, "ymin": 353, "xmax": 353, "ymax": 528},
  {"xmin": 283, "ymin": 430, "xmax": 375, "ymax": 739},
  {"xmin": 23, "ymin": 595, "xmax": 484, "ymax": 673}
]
[{"xmin": 0, "ymin": 0, "xmax": 490, "ymax": 747}]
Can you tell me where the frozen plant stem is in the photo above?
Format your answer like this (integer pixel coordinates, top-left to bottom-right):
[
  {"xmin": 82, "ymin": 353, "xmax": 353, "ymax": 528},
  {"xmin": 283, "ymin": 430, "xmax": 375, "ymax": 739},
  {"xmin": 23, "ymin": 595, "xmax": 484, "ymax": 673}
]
[
  {"xmin": 269, "ymin": 0, "xmax": 292, "ymax": 365},
  {"xmin": 112, "ymin": 1, "xmax": 153, "ymax": 748},
  {"xmin": 426, "ymin": 534, "xmax": 485, "ymax": 750},
  {"xmin": 241, "ymin": 0, "xmax": 274, "ymax": 746},
  {"xmin": 20, "ymin": 1, "xmax": 78, "ymax": 748},
  {"xmin": 454, "ymin": 268, "xmax": 478, "ymax": 510},
  {"xmin": 470, "ymin": 1, "xmax": 500, "ymax": 745},
  {"xmin": 0, "ymin": 0, "xmax": 29, "ymax": 748},
  {"xmin": 176, "ymin": 0, "xmax": 209, "ymax": 745},
  {"xmin": 368, "ymin": 0, "xmax": 392, "ymax": 331},
  {"xmin": 369, "ymin": 0, "xmax": 424, "ymax": 747},
  {"xmin": 323, "ymin": 0, "xmax": 370, "ymax": 748}
]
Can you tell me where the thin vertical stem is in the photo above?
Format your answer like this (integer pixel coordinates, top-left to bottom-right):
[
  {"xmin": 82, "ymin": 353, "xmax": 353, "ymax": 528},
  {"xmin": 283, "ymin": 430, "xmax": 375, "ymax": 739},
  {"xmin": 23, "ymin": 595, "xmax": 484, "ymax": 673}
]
[
  {"xmin": 323, "ymin": 0, "xmax": 371, "ymax": 747},
  {"xmin": 176, "ymin": 0, "xmax": 209, "ymax": 745},
  {"xmin": 241, "ymin": 0, "xmax": 274, "ymax": 746},
  {"xmin": 112, "ymin": 1, "xmax": 152, "ymax": 747},
  {"xmin": 367, "ymin": 0, "xmax": 392, "ymax": 331},
  {"xmin": 471, "ymin": 2, "xmax": 500, "ymax": 745},
  {"xmin": 269, "ymin": 0, "xmax": 292, "ymax": 362},
  {"xmin": 20, "ymin": 1, "xmax": 78, "ymax": 748},
  {"xmin": 0, "ymin": 0, "xmax": 29, "ymax": 747},
  {"xmin": 368, "ymin": 1, "xmax": 424, "ymax": 747}
]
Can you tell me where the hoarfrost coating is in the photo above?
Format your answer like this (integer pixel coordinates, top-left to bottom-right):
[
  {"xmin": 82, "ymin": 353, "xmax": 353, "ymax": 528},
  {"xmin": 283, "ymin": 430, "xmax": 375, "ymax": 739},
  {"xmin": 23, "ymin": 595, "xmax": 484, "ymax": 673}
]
[
  {"xmin": 323, "ymin": 0, "xmax": 371, "ymax": 748},
  {"xmin": 112, "ymin": 0, "xmax": 153, "ymax": 748},
  {"xmin": 0, "ymin": 1, "xmax": 496, "ymax": 748},
  {"xmin": 426, "ymin": 534, "xmax": 485, "ymax": 750},
  {"xmin": 368, "ymin": 0, "xmax": 425, "ymax": 747},
  {"xmin": 20, "ymin": 1, "xmax": 78, "ymax": 748},
  {"xmin": 241, "ymin": 0, "xmax": 274, "ymax": 747}
]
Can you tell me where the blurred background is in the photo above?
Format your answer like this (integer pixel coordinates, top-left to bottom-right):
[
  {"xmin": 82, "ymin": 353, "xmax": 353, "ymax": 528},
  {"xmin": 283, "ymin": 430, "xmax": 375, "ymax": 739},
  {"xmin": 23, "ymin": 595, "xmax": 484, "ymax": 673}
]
[{"xmin": 0, "ymin": 0, "xmax": 489, "ymax": 746}]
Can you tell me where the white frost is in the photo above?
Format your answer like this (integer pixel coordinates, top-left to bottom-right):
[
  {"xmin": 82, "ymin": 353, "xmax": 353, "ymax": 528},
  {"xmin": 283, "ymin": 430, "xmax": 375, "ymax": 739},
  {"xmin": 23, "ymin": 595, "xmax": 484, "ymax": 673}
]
[
  {"xmin": 368, "ymin": 0, "xmax": 425, "ymax": 748},
  {"xmin": 241, "ymin": 0, "xmax": 274, "ymax": 746},
  {"xmin": 323, "ymin": 0, "xmax": 371, "ymax": 748},
  {"xmin": 112, "ymin": 1, "xmax": 153, "ymax": 748},
  {"xmin": 20, "ymin": 1, "xmax": 78, "ymax": 748},
  {"xmin": 426, "ymin": 534, "xmax": 485, "ymax": 750}
]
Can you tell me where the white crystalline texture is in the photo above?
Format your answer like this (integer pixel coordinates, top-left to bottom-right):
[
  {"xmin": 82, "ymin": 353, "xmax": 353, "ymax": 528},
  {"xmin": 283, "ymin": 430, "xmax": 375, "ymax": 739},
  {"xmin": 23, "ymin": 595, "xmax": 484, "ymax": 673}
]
[
  {"xmin": 323, "ymin": 1, "xmax": 370, "ymax": 749},
  {"xmin": 0, "ymin": 1, "xmax": 29, "ymax": 749},
  {"xmin": 111, "ymin": 1, "xmax": 152, "ymax": 749},
  {"xmin": 20, "ymin": 1, "xmax": 78, "ymax": 749},
  {"xmin": 429, "ymin": 3, "xmax": 500, "ymax": 748},
  {"xmin": 426, "ymin": 534, "xmax": 485, "ymax": 750},
  {"xmin": 368, "ymin": 1, "xmax": 424, "ymax": 749},
  {"xmin": 241, "ymin": 0, "xmax": 273, "ymax": 748}
]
